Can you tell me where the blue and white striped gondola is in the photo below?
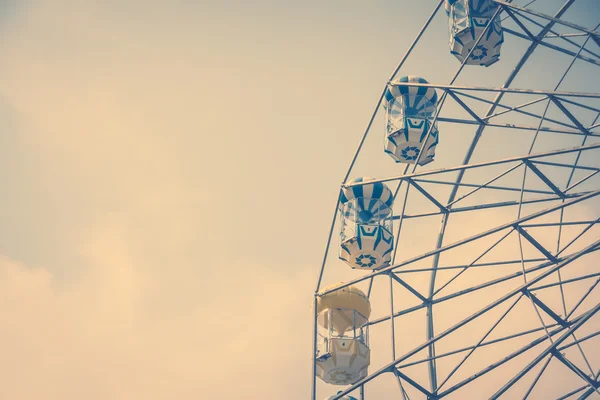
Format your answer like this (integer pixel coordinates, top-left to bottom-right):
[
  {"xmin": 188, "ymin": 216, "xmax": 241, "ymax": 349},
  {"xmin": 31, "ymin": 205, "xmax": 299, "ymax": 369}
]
[
  {"xmin": 384, "ymin": 76, "xmax": 439, "ymax": 166},
  {"xmin": 340, "ymin": 177, "xmax": 394, "ymax": 222},
  {"xmin": 446, "ymin": 0, "xmax": 504, "ymax": 66},
  {"xmin": 339, "ymin": 177, "xmax": 394, "ymax": 270}
]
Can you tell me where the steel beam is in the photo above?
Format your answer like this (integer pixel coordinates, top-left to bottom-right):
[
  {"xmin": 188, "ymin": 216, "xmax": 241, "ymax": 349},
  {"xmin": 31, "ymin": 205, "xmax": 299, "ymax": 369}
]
[
  {"xmin": 514, "ymin": 225, "xmax": 560, "ymax": 263},
  {"xmin": 456, "ymin": 91, "xmax": 581, "ymax": 130},
  {"xmin": 407, "ymin": 179, "xmax": 448, "ymax": 213},
  {"xmin": 437, "ymin": 116, "xmax": 598, "ymax": 137},
  {"xmin": 503, "ymin": 27, "xmax": 600, "ymax": 67},
  {"xmin": 523, "ymin": 160, "xmax": 566, "ymax": 199},
  {"xmin": 523, "ymin": 289, "xmax": 568, "ymax": 327},
  {"xmin": 413, "ymin": 177, "xmax": 555, "ymax": 196},
  {"xmin": 551, "ymin": 97, "xmax": 592, "ymax": 136},
  {"xmin": 385, "ymin": 83, "xmax": 600, "ymax": 99},
  {"xmin": 390, "ymin": 272, "xmax": 428, "ymax": 303},
  {"xmin": 345, "ymin": 143, "xmax": 600, "ymax": 187}
]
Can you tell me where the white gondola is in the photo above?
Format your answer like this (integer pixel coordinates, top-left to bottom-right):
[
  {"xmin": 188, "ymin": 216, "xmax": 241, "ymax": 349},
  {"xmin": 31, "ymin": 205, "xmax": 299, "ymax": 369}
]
[
  {"xmin": 446, "ymin": 0, "xmax": 504, "ymax": 66},
  {"xmin": 384, "ymin": 76, "xmax": 439, "ymax": 166},
  {"xmin": 316, "ymin": 284, "xmax": 371, "ymax": 386},
  {"xmin": 339, "ymin": 177, "xmax": 394, "ymax": 270}
]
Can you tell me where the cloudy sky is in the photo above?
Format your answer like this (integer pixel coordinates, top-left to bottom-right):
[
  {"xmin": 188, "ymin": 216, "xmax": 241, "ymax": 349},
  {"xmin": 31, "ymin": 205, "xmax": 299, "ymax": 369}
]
[{"xmin": 0, "ymin": 1, "xmax": 599, "ymax": 399}]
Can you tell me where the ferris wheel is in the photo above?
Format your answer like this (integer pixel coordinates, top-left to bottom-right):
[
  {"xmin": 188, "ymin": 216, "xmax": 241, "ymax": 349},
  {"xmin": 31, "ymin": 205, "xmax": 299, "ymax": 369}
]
[{"xmin": 311, "ymin": 1, "xmax": 600, "ymax": 399}]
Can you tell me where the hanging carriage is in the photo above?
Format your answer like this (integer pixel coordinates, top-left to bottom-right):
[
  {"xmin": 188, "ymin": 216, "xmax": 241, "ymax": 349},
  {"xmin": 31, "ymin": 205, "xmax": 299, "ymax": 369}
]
[
  {"xmin": 446, "ymin": 0, "xmax": 504, "ymax": 66},
  {"xmin": 339, "ymin": 177, "xmax": 394, "ymax": 270},
  {"xmin": 384, "ymin": 76, "xmax": 439, "ymax": 165},
  {"xmin": 316, "ymin": 284, "xmax": 371, "ymax": 386}
]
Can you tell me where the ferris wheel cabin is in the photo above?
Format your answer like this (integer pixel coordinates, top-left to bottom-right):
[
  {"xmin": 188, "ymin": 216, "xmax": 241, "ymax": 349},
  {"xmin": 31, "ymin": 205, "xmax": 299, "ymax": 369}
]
[
  {"xmin": 316, "ymin": 284, "xmax": 371, "ymax": 386},
  {"xmin": 446, "ymin": 0, "xmax": 504, "ymax": 66},
  {"xmin": 339, "ymin": 178, "xmax": 395, "ymax": 270},
  {"xmin": 384, "ymin": 76, "xmax": 439, "ymax": 166}
]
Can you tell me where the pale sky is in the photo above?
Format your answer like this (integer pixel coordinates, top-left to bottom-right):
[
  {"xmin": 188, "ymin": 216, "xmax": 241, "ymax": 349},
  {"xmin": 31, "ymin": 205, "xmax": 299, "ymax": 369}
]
[{"xmin": 0, "ymin": 1, "xmax": 599, "ymax": 399}]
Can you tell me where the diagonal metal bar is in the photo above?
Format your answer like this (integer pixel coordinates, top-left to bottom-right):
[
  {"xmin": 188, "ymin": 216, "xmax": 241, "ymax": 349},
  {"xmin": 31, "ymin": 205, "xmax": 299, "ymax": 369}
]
[
  {"xmin": 523, "ymin": 289, "xmax": 568, "ymax": 327},
  {"xmin": 393, "ymin": 369, "xmax": 409, "ymax": 400},
  {"xmin": 432, "ymin": 229, "xmax": 514, "ymax": 297},
  {"xmin": 560, "ymin": 97, "xmax": 600, "ymax": 115},
  {"xmin": 395, "ymin": 368, "xmax": 433, "ymax": 398},
  {"xmin": 551, "ymin": 96, "xmax": 592, "ymax": 136},
  {"xmin": 446, "ymin": 163, "xmax": 522, "ymax": 208},
  {"xmin": 560, "ymin": 98, "xmax": 600, "ymax": 115},
  {"xmin": 552, "ymin": 350, "xmax": 600, "ymax": 389},
  {"xmin": 558, "ymin": 330, "xmax": 600, "ymax": 352},
  {"xmin": 546, "ymin": 33, "xmax": 589, "ymax": 39},
  {"xmin": 407, "ymin": 178, "xmax": 448, "ymax": 213},
  {"xmin": 345, "ymin": 143, "xmax": 600, "ymax": 187},
  {"xmin": 483, "ymin": 95, "xmax": 548, "ymax": 121},
  {"xmin": 531, "ymin": 160, "xmax": 600, "ymax": 172},
  {"xmin": 446, "ymin": 90, "xmax": 486, "ymax": 125},
  {"xmin": 576, "ymin": 368, "xmax": 600, "ymax": 399},
  {"xmin": 565, "ymin": 170, "xmax": 600, "ymax": 193},
  {"xmin": 524, "ymin": 221, "xmax": 599, "ymax": 228},
  {"xmin": 531, "ymin": 272, "xmax": 600, "ymax": 291},
  {"xmin": 390, "ymin": 272, "xmax": 428, "ymax": 303},
  {"xmin": 514, "ymin": 225, "xmax": 560, "ymax": 263},
  {"xmin": 558, "ymin": 384, "xmax": 588, "ymax": 399},
  {"xmin": 557, "ymin": 218, "xmax": 600, "ymax": 257},
  {"xmin": 502, "ymin": 5, "xmax": 536, "ymax": 40},
  {"xmin": 523, "ymin": 160, "xmax": 566, "ymax": 199},
  {"xmin": 567, "ymin": 278, "xmax": 600, "ymax": 320},
  {"xmin": 523, "ymin": 355, "xmax": 553, "ymax": 399}
]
